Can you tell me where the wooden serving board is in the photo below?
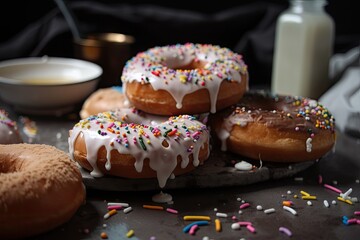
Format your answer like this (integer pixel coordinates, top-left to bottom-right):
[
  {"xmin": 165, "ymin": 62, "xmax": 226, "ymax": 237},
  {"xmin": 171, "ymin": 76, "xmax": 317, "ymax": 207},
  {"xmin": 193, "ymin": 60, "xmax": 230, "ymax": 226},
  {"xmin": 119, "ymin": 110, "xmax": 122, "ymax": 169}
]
[
  {"xmin": 5, "ymin": 106, "xmax": 317, "ymax": 192},
  {"xmin": 80, "ymin": 148, "xmax": 316, "ymax": 191}
]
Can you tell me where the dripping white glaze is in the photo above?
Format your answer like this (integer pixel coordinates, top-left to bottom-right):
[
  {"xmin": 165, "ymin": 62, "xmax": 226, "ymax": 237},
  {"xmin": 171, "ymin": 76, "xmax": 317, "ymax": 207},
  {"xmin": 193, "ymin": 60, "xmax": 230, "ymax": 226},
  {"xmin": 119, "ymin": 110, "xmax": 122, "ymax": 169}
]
[
  {"xmin": 216, "ymin": 114, "xmax": 250, "ymax": 151},
  {"xmin": 234, "ymin": 161, "xmax": 253, "ymax": 171},
  {"xmin": 152, "ymin": 191, "xmax": 173, "ymax": 203},
  {"xmin": 121, "ymin": 43, "xmax": 248, "ymax": 113},
  {"xmin": 68, "ymin": 109, "xmax": 209, "ymax": 188}
]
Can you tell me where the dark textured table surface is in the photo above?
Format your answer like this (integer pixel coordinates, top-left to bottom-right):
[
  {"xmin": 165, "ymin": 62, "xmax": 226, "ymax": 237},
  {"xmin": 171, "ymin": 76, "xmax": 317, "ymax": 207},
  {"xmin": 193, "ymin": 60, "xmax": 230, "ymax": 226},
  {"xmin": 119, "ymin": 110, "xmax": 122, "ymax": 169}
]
[{"xmin": 1, "ymin": 101, "xmax": 360, "ymax": 240}]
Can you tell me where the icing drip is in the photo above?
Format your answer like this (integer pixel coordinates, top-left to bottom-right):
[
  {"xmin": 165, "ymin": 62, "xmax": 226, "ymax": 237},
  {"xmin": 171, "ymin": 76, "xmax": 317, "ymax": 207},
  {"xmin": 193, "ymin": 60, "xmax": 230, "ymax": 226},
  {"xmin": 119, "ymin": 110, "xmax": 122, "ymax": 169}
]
[
  {"xmin": 121, "ymin": 43, "xmax": 248, "ymax": 113},
  {"xmin": 217, "ymin": 92, "xmax": 335, "ymax": 152},
  {"xmin": 306, "ymin": 137, "xmax": 313, "ymax": 152},
  {"xmin": 152, "ymin": 191, "xmax": 173, "ymax": 203},
  {"xmin": 69, "ymin": 109, "xmax": 209, "ymax": 188},
  {"xmin": 234, "ymin": 161, "xmax": 253, "ymax": 171}
]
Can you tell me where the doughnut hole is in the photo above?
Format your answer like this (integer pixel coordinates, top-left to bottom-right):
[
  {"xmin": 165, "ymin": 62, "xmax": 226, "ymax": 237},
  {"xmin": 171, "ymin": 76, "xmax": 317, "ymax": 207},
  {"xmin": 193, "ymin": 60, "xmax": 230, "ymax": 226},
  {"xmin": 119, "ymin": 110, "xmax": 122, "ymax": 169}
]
[
  {"xmin": 164, "ymin": 59, "xmax": 207, "ymax": 70},
  {"xmin": 0, "ymin": 157, "xmax": 13, "ymax": 173}
]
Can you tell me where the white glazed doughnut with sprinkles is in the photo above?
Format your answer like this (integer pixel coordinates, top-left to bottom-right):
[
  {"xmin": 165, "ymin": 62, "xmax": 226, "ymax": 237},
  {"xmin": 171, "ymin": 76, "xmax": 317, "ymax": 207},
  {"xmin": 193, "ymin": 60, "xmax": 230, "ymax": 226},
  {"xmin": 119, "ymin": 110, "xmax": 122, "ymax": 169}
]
[
  {"xmin": 68, "ymin": 110, "xmax": 210, "ymax": 188},
  {"xmin": 211, "ymin": 91, "xmax": 336, "ymax": 162},
  {"xmin": 121, "ymin": 43, "xmax": 248, "ymax": 115}
]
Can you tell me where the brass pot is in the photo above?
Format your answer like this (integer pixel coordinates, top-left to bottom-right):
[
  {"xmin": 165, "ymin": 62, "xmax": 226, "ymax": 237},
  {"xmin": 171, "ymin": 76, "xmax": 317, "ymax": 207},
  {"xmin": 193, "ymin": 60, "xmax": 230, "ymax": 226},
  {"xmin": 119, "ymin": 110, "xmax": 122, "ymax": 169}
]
[{"xmin": 74, "ymin": 33, "xmax": 135, "ymax": 88}]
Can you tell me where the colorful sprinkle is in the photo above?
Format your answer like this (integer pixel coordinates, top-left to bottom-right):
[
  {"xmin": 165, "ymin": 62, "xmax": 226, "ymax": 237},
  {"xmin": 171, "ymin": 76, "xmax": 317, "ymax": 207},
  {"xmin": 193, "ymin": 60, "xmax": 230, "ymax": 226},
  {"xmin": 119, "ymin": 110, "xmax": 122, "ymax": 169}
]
[
  {"xmin": 183, "ymin": 221, "xmax": 209, "ymax": 233},
  {"xmin": 103, "ymin": 209, "xmax": 117, "ymax": 219},
  {"xmin": 323, "ymin": 184, "xmax": 342, "ymax": 194},
  {"xmin": 239, "ymin": 203, "xmax": 250, "ymax": 209},
  {"xmin": 283, "ymin": 206, "xmax": 297, "ymax": 216},
  {"xmin": 166, "ymin": 208, "xmax": 178, "ymax": 214},
  {"xmin": 126, "ymin": 229, "xmax": 135, "ymax": 238},
  {"xmin": 279, "ymin": 227, "xmax": 292, "ymax": 237},
  {"xmin": 183, "ymin": 216, "xmax": 211, "ymax": 221},
  {"xmin": 189, "ymin": 225, "xmax": 198, "ymax": 235},
  {"xmin": 143, "ymin": 205, "xmax": 164, "ymax": 210},
  {"xmin": 215, "ymin": 219, "xmax": 222, "ymax": 232}
]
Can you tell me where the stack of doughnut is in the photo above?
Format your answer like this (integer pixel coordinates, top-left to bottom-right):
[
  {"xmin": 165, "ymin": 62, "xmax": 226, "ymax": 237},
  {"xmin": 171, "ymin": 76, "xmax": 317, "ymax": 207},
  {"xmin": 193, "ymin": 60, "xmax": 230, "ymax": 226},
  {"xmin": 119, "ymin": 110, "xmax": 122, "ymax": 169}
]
[
  {"xmin": 73, "ymin": 42, "xmax": 336, "ymax": 188},
  {"xmin": 71, "ymin": 43, "xmax": 249, "ymax": 187}
]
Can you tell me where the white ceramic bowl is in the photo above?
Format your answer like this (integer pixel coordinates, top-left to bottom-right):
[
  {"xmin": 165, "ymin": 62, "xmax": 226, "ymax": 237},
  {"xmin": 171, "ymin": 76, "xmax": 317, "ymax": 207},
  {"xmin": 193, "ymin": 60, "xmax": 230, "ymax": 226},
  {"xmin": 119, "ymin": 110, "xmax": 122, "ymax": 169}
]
[{"xmin": 0, "ymin": 56, "xmax": 102, "ymax": 115}]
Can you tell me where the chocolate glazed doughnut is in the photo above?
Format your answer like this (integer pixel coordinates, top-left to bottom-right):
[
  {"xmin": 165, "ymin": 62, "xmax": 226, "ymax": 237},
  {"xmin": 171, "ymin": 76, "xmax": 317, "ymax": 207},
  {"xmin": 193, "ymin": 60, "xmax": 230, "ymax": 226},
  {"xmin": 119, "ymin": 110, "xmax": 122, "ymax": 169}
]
[{"xmin": 211, "ymin": 91, "xmax": 336, "ymax": 162}]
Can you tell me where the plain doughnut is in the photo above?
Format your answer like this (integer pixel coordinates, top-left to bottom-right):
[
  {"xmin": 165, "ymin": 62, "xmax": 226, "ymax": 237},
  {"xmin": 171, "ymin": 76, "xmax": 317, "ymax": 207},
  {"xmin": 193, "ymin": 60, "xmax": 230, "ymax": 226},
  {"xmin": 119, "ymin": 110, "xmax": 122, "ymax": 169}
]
[
  {"xmin": 80, "ymin": 87, "xmax": 127, "ymax": 119},
  {"xmin": 0, "ymin": 144, "xmax": 85, "ymax": 239},
  {"xmin": 121, "ymin": 43, "xmax": 248, "ymax": 115},
  {"xmin": 211, "ymin": 91, "xmax": 336, "ymax": 162}
]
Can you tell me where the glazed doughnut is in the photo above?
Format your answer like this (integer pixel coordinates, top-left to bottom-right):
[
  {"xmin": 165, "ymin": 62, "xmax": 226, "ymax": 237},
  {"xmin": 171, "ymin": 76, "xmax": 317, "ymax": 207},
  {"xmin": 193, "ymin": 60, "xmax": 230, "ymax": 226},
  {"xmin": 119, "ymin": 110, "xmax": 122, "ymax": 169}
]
[
  {"xmin": 68, "ymin": 110, "xmax": 210, "ymax": 188},
  {"xmin": 80, "ymin": 87, "xmax": 127, "ymax": 119},
  {"xmin": 212, "ymin": 91, "xmax": 336, "ymax": 162},
  {"xmin": 0, "ymin": 109, "xmax": 22, "ymax": 144},
  {"xmin": 0, "ymin": 144, "xmax": 85, "ymax": 239},
  {"xmin": 121, "ymin": 43, "xmax": 248, "ymax": 115}
]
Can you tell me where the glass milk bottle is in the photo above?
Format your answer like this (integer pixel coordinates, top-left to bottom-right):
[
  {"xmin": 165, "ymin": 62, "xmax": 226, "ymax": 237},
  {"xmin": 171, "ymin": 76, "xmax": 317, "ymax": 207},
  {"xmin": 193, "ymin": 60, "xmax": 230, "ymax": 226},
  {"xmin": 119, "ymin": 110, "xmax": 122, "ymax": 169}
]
[{"xmin": 271, "ymin": 0, "xmax": 334, "ymax": 99}]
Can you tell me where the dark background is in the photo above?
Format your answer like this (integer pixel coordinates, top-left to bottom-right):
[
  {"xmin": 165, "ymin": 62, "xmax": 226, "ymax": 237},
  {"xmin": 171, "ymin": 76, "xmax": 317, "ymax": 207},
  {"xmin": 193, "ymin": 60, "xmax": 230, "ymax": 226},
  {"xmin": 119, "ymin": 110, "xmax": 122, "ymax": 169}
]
[{"xmin": 0, "ymin": 0, "xmax": 359, "ymax": 87}]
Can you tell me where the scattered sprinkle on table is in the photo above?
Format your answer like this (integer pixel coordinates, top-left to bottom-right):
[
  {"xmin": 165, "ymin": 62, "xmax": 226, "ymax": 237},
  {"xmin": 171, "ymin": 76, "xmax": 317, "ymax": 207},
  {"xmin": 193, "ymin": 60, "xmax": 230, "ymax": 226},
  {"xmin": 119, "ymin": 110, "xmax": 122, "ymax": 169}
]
[
  {"xmin": 340, "ymin": 188, "xmax": 353, "ymax": 200},
  {"xmin": 189, "ymin": 225, "xmax": 198, "ymax": 235},
  {"xmin": 166, "ymin": 208, "xmax": 178, "ymax": 214},
  {"xmin": 239, "ymin": 203, "xmax": 250, "ymax": 209},
  {"xmin": 215, "ymin": 212, "xmax": 228, "ymax": 218},
  {"xmin": 323, "ymin": 184, "xmax": 342, "ymax": 194},
  {"xmin": 107, "ymin": 202, "xmax": 129, "ymax": 207},
  {"xmin": 215, "ymin": 219, "xmax": 222, "ymax": 232},
  {"xmin": 279, "ymin": 226, "xmax": 292, "ymax": 237},
  {"xmin": 302, "ymin": 195, "xmax": 317, "ymax": 200},
  {"xmin": 107, "ymin": 205, "xmax": 122, "ymax": 211},
  {"xmin": 231, "ymin": 223, "xmax": 241, "ymax": 230},
  {"xmin": 100, "ymin": 232, "xmax": 108, "ymax": 239},
  {"xmin": 264, "ymin": 208, "xmax": 276, "ymax": 214},
  {"xmin": 143, "ymin": 205, "xmax": 164, "ymax": 210},
  {"xmin": 283, "ymin": 206, "xmax": 297, "ymax": 216},
  {"xmin": 103, "ymin": 209, "xmax": 117, "ymax": 219},
  {"xmin": 337, "ymin": 197, "xmax": 353, "ymax": 205},
  {"xmin": 126, "ymin": 229, "xmax": 134, "ymax": 238},
  {"xmin": 183, "ymin": 221, "xmax": 209, "ymax": 233},
  {"xmin": 183, "ymin": 216, "xmax": 211, "ymax": 221},
  {"xmin": 123, "ymin": 206, "xmax": 133, "ymax": 213},
  {"xmin": 300, "ymin": 190, "xmax": 311, "ymax": 196},
  {"xmin": 246, "ymin": 224, "xmax": 256, "ymax": 233}
]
